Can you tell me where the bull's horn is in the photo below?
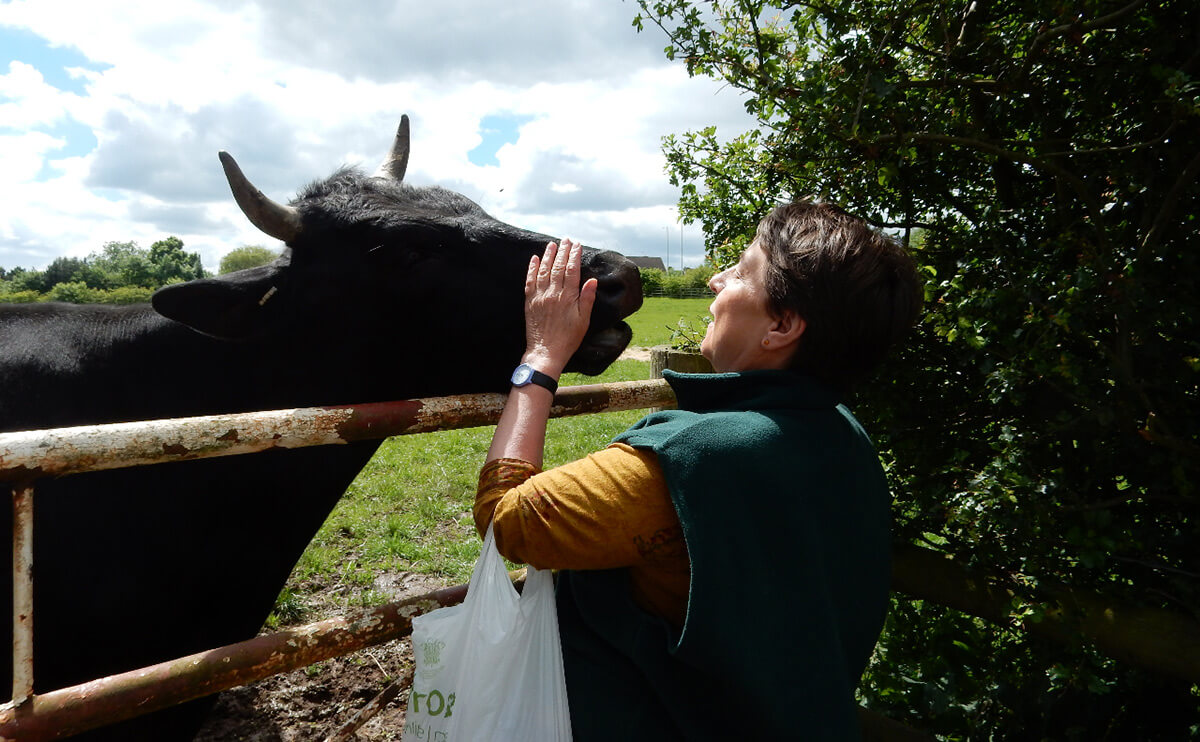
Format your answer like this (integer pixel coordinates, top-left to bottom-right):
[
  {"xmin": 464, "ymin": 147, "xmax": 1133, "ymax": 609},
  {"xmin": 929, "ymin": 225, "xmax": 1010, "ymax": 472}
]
[
  {"xmin": 218, "ymin": 151, "xmax": 303, "ymax": 243},
  {"xmin": 373, "ymin": 115, "xmax": 410, "ymax": 181}
]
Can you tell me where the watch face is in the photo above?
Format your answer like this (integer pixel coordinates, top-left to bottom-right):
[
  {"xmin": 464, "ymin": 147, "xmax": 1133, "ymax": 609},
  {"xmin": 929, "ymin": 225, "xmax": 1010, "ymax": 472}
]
[{"xmin": 511, "ymin": 364, "xmax": 533, "ymax": 385}]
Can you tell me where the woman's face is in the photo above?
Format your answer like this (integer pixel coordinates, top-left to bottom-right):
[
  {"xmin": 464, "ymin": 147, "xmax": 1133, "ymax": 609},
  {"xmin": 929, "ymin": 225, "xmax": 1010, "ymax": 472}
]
[{"xmin": 701, "ymin": 241, "xmax": 780, "ymax": 372}]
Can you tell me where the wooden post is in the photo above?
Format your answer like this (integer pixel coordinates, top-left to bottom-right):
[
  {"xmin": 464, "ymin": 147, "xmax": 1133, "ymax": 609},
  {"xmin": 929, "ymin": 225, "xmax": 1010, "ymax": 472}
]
[
  {"xmin": 649, "ymin": 345, "xmax": 714, "ymax": 377},
  {"xmin": 649, "ymin": 345, "xmax": 713, "ymax": 412}
]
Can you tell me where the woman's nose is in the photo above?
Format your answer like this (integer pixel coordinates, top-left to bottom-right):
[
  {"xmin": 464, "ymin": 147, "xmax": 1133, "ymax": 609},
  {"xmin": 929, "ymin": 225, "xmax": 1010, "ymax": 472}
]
[{"xmin": 709, "ymin": 269, "xmax": 727, "ymax": 293}]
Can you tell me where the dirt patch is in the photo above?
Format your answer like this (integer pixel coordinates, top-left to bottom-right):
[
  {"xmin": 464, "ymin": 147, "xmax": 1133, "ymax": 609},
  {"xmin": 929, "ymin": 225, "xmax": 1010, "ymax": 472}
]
[
  {"xmin": 195, "ymin": 572, "xmax": 454, "ymax": 741},
  {"xmin": 620, "ymin": 346, "xmax": 652, "ymax": 362}
]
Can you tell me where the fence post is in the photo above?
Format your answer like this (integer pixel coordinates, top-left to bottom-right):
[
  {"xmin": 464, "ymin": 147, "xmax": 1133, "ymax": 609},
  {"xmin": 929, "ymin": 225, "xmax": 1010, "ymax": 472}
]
[
  {"xmin": 649, "ymin": 345, "xmax": 713, "ymax": 412},
  {"xmin": 11, "ymin": 482, "xmax": 34, "ymax": 707}
]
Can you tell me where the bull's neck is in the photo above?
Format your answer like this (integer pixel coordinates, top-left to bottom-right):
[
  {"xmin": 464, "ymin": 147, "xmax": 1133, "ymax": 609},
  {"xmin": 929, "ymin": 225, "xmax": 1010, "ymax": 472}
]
[{"xmin": 90, "ymin": 306, "xmax": 366, "ymax": 422}]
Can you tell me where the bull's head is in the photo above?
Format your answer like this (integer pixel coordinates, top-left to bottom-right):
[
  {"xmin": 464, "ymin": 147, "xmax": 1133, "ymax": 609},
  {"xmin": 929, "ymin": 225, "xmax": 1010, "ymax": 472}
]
[{"xmin": 152, "ymin": 116, "xmax": 643, "ymax": 399}]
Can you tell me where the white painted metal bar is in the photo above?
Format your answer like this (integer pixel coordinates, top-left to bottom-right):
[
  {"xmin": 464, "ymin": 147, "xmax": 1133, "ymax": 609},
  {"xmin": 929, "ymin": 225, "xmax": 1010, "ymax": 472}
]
[
  {"xmin": 11, "ymin": 483, "xmax": 33, "ymax": 706},
  {"xmin": 0, "ymin": 380, "xmax": 675, "ymax": 483}
]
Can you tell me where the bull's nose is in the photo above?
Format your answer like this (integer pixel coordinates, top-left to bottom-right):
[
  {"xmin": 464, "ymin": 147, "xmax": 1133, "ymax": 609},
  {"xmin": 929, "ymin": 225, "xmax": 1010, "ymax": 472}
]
[{"xmin": 584, "ymin": 249, "xmax": 644, "ymax": 319}]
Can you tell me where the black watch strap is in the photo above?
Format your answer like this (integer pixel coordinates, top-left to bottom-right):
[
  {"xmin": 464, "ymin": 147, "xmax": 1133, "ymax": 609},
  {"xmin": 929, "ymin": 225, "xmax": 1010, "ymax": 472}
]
[{"xmin": 511, "ymin": 363, "xmax": 558, "ymax": 394}]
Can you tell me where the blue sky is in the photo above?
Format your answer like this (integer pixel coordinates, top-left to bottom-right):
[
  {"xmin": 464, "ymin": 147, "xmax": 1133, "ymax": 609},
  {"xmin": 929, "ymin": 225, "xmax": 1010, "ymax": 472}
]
[
  {"xmin": 0, "ymin": 25, "xmax": 106, "ymax": 95},
  {"xmin": 468, "ymin": 114, "xmax": 533, "ymax": 167},
  {"xmin": 0, "ymin": 0, "xmax": 754, "ymax": 274}
]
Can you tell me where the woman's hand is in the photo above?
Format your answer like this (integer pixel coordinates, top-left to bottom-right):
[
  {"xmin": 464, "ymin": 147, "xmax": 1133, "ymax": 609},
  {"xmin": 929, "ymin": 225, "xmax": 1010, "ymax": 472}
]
[
  {"xmin": 522, "ymin": 238, "xmax": 598, "ymax": 377},
  {"xmin": 484, "ymin": 239, "xmax": 596, "ymax": 467}
]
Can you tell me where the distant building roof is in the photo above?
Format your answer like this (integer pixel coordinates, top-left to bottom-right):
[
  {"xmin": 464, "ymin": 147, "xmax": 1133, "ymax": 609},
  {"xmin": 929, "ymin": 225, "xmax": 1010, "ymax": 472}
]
[{"xmin": 627, "ymin": 256, "xmax": 666, "ymax": 271}]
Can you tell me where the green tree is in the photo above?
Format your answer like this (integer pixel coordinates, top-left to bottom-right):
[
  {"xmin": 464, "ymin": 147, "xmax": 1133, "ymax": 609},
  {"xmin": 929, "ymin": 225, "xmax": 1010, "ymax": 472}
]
[
  {"xmin": 42, "ymin": 256, "xmax": 87, "ymax": 288},
  {"xmin": 0, "ymin": 290, "xmax": 40, "ymax": 304},
  {"xmin": 639, "ymin": 267, "xmax": 666, "ymax": 295},
  {"xmin": 686, "ymin": 263, "xmax": 715, "ymax": 290},
  {"xmin": 87, "ymin": 241, "xmax": 154, "ymax": 289},
  {"xmin": 96, "ymin": 286, "xmax": 156, "ymax": 305},
  {"xmin": 74, "ymin": 262, "xmax": 116, "ymax": 290},
  {"xmin": 148, "ymin": 236, "xmax": 206, "ymax": 285},
  {"xmin": 44, "ymin": 281, "xmax": 98, "ymax": 304},
  {"xmin": 637, "ymin": 0, "xmax": 1199, "ymax": 736},
  {"xmin": 6, "ymin": 267, "xmax": 47, "ymax": 294},
  {"xmin": 661, "ymin": 269, "xmax": 693, "ymax": 297},
  {"xmin": 219, "ymin": 244, "xmax": 279, "ymax": 275}
]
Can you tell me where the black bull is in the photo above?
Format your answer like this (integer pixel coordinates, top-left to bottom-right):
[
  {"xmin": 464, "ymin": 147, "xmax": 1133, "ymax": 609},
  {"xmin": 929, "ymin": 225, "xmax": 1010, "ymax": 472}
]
[{"xmin": 0, "ymin": 116, "xmax": 642, "ymax": 740}]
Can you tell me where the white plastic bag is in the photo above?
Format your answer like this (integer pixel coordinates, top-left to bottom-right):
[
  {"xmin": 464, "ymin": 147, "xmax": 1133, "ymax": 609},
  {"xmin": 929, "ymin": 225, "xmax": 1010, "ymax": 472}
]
[{"xmin": 401, "ymin": 524, "xmax": 572, "ymax": 742}]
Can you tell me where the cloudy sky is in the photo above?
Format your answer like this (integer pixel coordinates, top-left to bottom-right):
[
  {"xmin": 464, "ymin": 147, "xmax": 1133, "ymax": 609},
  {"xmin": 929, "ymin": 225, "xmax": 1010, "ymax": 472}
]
[{"xmin": 0, "ymin": 0, "xmax": 756, "ymax": 275}]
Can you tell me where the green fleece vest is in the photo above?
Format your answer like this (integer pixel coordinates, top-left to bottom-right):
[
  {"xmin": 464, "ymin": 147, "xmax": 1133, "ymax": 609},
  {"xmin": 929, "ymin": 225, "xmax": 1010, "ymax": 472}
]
[{"xmin": 556, "ymin": 369, "xmax": 891, "ymax": 741}]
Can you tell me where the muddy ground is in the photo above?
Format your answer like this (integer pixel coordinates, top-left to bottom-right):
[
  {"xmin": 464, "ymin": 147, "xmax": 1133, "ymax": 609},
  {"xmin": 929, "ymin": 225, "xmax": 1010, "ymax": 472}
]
[{"xmin": 194, "ymin": 572, "xmax": 453, "ymax": 742}]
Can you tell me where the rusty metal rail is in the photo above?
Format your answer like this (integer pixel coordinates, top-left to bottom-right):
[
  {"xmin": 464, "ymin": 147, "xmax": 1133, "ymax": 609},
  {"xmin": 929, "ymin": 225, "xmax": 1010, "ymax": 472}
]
[
  {"xmin": 0, "ymin": 379, "xmax": 675, "ymax": 739},
  {"xmin": 10, "ymin": 484, "xmax": 33, "ymax": 709},
  {"xmin": 0, "ymin": 582, "xmax": 474, "ymax": 740},
  {"xmin": 0, "ymin": 380, "xmax": 674, "ymax": 482}
]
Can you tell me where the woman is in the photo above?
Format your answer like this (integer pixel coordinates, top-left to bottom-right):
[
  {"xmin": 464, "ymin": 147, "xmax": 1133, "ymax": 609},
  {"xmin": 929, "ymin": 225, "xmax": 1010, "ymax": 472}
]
[{"xmin": 475, "ymin": 201, "xmax": 922, "ymax": 740}]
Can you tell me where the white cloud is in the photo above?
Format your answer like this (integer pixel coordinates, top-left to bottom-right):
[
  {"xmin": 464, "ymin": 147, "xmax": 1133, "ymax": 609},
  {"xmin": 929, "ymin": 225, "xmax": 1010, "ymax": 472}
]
[
  {"xmin": 0, "ymin": 61, "xmax": 71, "ymax": 128},
  {"xmin": 0, "ymin": 0, "xmax": 755, "ymax": 272},
  {"xmin": 0, "ymin": 130, "xmax": 61, "ymax": 182}
]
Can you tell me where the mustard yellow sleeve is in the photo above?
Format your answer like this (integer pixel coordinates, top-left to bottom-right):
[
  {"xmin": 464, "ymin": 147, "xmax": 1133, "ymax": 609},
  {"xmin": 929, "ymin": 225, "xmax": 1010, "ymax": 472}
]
[
  {"xmin": 474, "ymin": 457, "xmax": 542, "ymax": 536},
  {"xmin": 473, "ymin": 443, "xmax": 679, "ymax": 571}
]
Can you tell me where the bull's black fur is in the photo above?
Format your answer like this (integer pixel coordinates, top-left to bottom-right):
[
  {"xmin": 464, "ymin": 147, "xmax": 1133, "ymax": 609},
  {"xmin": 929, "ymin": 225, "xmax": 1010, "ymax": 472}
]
[{"xmin": 0, "ymin": 153, "xmax": 640, "ymax": 739}]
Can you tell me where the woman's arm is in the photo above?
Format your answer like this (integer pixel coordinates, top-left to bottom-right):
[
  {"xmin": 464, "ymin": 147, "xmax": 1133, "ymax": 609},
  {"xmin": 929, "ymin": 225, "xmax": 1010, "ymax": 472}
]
[
  {"xmin": 476, "ymin": 444, "xmax": 679, "ymax": 570},
  {"xmin": 485, "ymin": 238, "xmax": 597, "ymax": 467}
]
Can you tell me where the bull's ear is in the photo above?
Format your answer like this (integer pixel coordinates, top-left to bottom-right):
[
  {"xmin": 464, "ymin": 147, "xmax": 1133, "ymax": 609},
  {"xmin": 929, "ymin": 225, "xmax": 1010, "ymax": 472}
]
[{"xmin": 151, "ymin": 262, "xmax": 290, "ymax": 340}]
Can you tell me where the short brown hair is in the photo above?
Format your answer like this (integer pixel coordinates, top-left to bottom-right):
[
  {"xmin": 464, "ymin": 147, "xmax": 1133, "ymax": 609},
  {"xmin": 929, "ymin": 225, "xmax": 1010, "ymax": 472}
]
[{"xmin": 756, "ymin": 201, "xmax": 922, "ymax": 392}]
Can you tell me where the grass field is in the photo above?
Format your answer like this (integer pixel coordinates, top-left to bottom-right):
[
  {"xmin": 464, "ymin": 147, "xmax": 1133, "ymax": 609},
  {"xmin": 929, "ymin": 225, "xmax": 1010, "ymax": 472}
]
[
  {"xmin": 278, "ymin": 298, "xmax": 711, "ymax": 624},
  {"xmin": 625, "ymin": 296, "xmax": 711, "ymax": 348}
]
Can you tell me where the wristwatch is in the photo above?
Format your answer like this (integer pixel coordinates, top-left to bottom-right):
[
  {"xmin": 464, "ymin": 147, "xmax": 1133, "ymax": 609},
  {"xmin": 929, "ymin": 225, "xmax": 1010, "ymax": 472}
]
[{"xmin": 510, "ymin": 363, "xmax": 558, "ymax": 394}]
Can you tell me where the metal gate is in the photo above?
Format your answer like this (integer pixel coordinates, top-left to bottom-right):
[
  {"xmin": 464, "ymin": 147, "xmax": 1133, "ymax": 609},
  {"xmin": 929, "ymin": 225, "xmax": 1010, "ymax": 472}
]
[
  {"xmin": 3, "ymin": 373, "xmax": 1197, "ymax": 739},
  {"xmin": 0, "ymin": 379, "xmax": 675, "ymax": 740}
]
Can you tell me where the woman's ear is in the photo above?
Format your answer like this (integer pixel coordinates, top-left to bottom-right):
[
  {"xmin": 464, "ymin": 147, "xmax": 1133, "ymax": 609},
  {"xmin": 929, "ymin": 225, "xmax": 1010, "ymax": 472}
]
[{"xmin": 764, "ymin": 310, "xmax": 806, "ymax": 353}]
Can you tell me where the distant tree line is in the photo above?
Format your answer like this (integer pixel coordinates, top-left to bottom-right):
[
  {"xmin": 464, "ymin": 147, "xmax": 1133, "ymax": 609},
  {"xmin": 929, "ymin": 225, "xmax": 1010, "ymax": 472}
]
[
  {"xmin": 639, "ymin": 264, "xmax": 715, "ymax": 297},
  {"xmin": 0, "ymin": 241, "xmax": 279, "ymax": 304}
]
